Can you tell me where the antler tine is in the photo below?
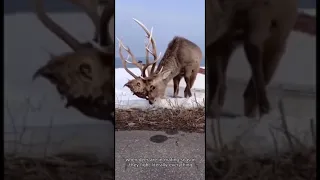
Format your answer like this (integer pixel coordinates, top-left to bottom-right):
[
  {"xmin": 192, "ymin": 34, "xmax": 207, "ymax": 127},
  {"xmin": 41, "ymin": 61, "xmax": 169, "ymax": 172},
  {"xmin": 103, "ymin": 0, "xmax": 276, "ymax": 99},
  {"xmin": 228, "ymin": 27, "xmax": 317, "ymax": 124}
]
[
  {"xmin": 156, "ymin": 65, "xmax": 164, "ymax": 75},
  {"xmin": 34, "ymin": 0, "xmax": 82, "ymax": 51},
  {"xmin": 99, "ymin": 4, "xmax": 114, "ymax": 47},
  {"xmin": 117, "ymin": 38, "xmax": 144, "ymax": 71},
  {"xmin": 66, "ymin": 0, "xmax": 101, "ymax": 43},
  {"xmin": 116, "ymin": 37, "xmax": 144, "ymax": 79},
  {"xmin": 132, "ymin": 18, "xmax": 159, "ymax": 75},
  {"xmin": 145, "ymin": 27, "xmax": 154, "ymax": 56},
  {"xmin": 141, "ymin": 26, "xmax": 162, "ymax": 77},
  {"xmin": 117, "ymin": 37, "xmax": 138, "ymax": 79},
  {"xmin": 140, "ymin": 59, "xmax": 163, "ymax": 81},
  {"xmin": 144, "ymin": 27, "xmax": 154, "ymax": 77},
  {"xmin": 141, "ymin": 51, "xmax": 162, "ymax": 78}
]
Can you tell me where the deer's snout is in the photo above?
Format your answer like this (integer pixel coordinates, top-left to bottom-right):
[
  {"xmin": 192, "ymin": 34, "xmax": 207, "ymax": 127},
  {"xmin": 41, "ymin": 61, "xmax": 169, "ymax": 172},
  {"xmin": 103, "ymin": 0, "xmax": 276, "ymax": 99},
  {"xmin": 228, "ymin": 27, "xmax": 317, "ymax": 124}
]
[
  {"xmin": 148, "ymin": 98, "xmax": 155, "ymax": 105},
  {"xmin": 124, "ymin": 82, "xmax": 130, "ymax": 88}
]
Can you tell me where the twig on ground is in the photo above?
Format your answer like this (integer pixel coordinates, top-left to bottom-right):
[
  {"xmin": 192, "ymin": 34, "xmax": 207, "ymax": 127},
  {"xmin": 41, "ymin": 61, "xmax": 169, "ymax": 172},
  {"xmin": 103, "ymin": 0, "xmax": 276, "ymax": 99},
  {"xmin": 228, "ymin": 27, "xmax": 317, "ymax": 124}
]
[
  {"xmin": 278, "ymin": 99, "xmax": 295, "ymax": 151},
  {"xmin": 309, "ymin": 118, "xmax": 315, "ymax": 146}
]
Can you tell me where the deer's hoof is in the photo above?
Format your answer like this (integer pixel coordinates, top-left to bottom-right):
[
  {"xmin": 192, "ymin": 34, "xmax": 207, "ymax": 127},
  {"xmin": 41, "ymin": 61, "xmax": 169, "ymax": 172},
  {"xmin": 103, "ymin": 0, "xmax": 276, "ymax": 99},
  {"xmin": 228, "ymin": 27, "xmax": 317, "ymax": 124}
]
[
  {"xmin": 172, "ymin": 95, "xmax": 182, "ymax": 98},
  {"xmin": 244, "ymin": 96, "xmax": 270, "ymax": 118},
  {"xmin": 259, "ymin": 100, "xmax": 271, "ymax": 116},
  {"xmin": 244, "ymin": 98, "xmax": 257, "ymax": 118},
  {"xmin": 245, "ymin": 110, "xmax": 257, "ymax": 118},
  {"xmin": 184, "ymin": 90, "xmax": 192, "ymax": 98}
]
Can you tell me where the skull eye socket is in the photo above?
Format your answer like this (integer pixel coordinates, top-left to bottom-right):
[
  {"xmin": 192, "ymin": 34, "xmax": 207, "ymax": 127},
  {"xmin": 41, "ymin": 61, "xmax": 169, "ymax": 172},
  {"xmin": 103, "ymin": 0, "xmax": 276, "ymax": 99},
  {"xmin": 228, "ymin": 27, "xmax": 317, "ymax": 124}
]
[
  {"xmin": 137, "ymin": 82, "xmax": 140, "ymax": 86},
  {"xmin": 150, "ymin": 85, "xmax": 155, "ymax": 90}
]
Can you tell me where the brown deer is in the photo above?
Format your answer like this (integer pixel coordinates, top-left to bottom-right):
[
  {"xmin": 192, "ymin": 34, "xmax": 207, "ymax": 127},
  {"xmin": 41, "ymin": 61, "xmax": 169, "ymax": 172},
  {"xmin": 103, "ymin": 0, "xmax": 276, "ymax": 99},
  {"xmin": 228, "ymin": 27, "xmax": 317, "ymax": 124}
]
[
  {"xmin": 205, "ymin": 0, "xmax": 298, "ymax": 118},
  {"xmin": 32, "ymin": 0, "xmax": 115, "ymax": 124},
  {"xmin": 118, "ymin": 19, "xmax": 202, "ymax": 104}
]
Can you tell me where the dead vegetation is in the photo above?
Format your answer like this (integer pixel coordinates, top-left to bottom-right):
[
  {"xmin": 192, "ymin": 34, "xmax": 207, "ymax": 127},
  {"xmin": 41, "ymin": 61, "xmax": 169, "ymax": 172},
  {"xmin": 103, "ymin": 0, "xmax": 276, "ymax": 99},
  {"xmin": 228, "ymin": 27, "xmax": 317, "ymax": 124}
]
[
  {"xmin": 115, "ymin": 106, "xmax": 205, "ymax": 133},
  {"xmin": 206, "ymin": 148, "xmax": 316, "ymax": 180},
  {"xmin": 206, "ymin": 99, "xmax": 316, "ymax": 180},
  {"xmin": 4, "ymin": 99, "xmax": 115, "ymax": 180},
  {"xmin": 5, "ymin": 153, "xmax": 114, "ymax": 180}
]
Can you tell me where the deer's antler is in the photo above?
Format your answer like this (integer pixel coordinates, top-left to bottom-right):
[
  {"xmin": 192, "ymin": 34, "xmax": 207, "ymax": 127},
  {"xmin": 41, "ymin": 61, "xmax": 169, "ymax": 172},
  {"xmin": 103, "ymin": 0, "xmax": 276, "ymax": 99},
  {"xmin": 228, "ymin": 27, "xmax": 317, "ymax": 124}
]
[
  {"xmin": 68, "ymin": 0, "xmax": 114, "ymax": 47},
  {"xmin": 66, "ymin": 0, "xmax": 100, "ymax": 42},
  {"xmin": 141, "ymin": 29, "xmax": 162, "ymax": 78},
  {"xmin": 99, "ymin": 2, "xmax": 114, "ymax": 47},
  {"xmin": 117, "ymin": 37, "xmax": 144, "ymax": 79},
  {"xmin": 132, "ymin": 18, "xmax": 161, "ymax": 76},
  {"xmin": 34, "ymin": 0, "xmax": 112, "ymax": 52},
  {"xmin": 34, "ymin": 0, "xmax": 82, "ymax": 51},
  {"xmin": 117, "ymin": 18, "xmax": 162, "ymax": 79}
]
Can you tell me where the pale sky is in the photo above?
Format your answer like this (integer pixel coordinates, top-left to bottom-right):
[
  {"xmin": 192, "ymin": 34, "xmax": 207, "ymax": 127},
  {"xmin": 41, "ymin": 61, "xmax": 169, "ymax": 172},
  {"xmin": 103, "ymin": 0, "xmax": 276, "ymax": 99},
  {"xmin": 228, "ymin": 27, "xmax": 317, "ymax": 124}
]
[{"xmin": 115, "ymin": 0, "xmax": 205, "ymax": 57}]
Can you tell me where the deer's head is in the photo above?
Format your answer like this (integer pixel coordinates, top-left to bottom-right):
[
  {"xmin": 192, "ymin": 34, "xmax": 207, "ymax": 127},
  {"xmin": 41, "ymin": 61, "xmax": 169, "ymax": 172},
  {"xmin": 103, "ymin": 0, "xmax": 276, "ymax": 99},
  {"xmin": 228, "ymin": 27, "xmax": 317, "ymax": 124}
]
[
  {"xmin": 32, "ymin": 0, "xmax": 115, "ymax": 121},
  {"xmin": 142, "ymin": 69, "xmax": 172, "ymax": 104},
  {"xmin": 117, "ymin": 18, "xmax": 167, "ymax": 103}
]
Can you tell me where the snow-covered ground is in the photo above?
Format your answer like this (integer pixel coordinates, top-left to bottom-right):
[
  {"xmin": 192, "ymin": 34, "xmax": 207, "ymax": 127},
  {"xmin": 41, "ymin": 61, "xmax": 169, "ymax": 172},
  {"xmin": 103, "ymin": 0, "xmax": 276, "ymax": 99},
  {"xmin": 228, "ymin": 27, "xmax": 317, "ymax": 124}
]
[{"xmin": 115, "ymin": 67, "xmax": 206, "ymax": 109}]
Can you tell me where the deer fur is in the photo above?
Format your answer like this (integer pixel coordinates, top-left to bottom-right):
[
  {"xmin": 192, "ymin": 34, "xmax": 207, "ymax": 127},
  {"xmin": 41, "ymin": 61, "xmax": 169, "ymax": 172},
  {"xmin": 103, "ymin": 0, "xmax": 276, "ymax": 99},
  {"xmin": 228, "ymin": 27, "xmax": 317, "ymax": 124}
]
[
  {"xmin": 206, "ymin": 0, "xmax": 298, "ymax": 118},
  {"xmin": 117, "ymin": 19, "xmax": 202, "ymax": 104},
  {"xmin": 143, "ymin": 37, "xmax": 202, "ymax": 104},
  {"xmin": 32, "ymin": 0, "xmax": 115, "ymax": 123}
]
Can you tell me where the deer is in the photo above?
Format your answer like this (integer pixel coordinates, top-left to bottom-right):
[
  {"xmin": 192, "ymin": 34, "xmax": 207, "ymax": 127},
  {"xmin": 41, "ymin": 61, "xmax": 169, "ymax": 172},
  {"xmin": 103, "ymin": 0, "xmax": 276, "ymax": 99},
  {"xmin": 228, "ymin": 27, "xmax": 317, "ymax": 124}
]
[
  {"xmin": 117, "ymin": 19, "xmax": 203, "ymax": 105},
  {"xmin": 32, "ymin": 0, "xmax": 115, "ymax": 124},
  {"xmin": 205, "ymin": 0, "xmax": 298, "ymax": 118}
]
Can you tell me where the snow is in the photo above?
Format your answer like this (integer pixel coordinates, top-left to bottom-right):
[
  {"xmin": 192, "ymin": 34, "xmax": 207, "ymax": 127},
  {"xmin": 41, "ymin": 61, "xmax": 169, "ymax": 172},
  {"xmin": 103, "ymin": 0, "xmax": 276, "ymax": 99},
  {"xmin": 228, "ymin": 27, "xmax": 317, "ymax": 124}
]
[{"xmin": 115, "ymin": 67, "xmax": 205, "ymax": 109}]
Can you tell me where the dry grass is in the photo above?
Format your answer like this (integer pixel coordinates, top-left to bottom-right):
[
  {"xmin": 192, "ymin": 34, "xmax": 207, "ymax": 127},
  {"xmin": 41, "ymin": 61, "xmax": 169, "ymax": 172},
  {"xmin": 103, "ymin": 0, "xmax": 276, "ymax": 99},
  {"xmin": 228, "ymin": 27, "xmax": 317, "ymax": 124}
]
[
  {"xmin": 206, "ymin": 98, "xmax": 317, "ymax": 180},
  {"xmin": 115, "ymin": 106, "xmax": 205, "ymax": 133},
  {"xmin": 5, "ymin": 153, "xmax": 114, "ymax": 180},
  {"xmin": 4, "ymin": 98, "xmax": 115, "ymax": 180},
  {"xmin": 115, "ymin": 87, "xmax": 205, "ymax": 132},
  {"xmin": 206, "ymin": 148, "xmax": 316, "ymax": 179}
]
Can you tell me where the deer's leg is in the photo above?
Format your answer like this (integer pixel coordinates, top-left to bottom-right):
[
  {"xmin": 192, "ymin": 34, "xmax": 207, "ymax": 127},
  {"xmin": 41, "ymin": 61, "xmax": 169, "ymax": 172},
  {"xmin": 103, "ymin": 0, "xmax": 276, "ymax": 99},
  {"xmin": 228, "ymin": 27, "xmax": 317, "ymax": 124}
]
[
  {"xmin": 173, "ymin": 75, "xmax": 182, "ymax": 97},
  {"xmin": 182, "ymin": 70, "xmax": 199, "ymax": 98},
  {"xmin": 243, "ymin": 44, "xmax": 269, "ymax": 117},
  {"xmin": 189, "ymin": 70, "xmax": 198, "ymax": 89},
  {"xmin": 184, "ymin": 70, "xmax": 193, "ymax": 98},
  {"xmin": 243, "ymin": 10, "xmax": 272, "ymax": 118},
  {"xmin": 206, "ymin": 39, "xmax": 235, "ymax": 113},
  {"xmin": 243, "ymin": 35, "xmax": 287, "ymax": 117}
]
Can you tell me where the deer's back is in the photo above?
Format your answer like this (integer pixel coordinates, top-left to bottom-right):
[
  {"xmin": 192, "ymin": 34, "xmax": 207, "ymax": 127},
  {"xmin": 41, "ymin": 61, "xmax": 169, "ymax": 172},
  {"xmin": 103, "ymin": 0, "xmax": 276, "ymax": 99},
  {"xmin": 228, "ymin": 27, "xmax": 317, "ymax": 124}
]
[
  {"xmin": 162, "ymin": 36, "xmax": 202, "ymax": 69},
  {"xmin": 206, "ymin": 0, "xmax": 298, "ymax": 45}
]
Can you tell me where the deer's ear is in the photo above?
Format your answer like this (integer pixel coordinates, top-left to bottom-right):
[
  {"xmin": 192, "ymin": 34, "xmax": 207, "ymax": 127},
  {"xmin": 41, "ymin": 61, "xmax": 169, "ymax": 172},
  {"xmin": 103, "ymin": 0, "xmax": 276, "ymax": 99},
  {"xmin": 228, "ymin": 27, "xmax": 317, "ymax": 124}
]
[{"xmin": 161, "ymin": 71, "xmax": 171, "ymax": 80}]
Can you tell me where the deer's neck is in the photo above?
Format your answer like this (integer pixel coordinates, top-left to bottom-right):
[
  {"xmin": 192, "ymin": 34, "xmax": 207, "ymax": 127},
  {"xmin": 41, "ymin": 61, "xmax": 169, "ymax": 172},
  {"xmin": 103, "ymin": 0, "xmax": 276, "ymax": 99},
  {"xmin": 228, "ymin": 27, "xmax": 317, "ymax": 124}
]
[
  {"xmin": 206, "ymin": 0, "xmax": 253, "ymax": 46},
  {"xmin": 157, "ymin": 57, "xmax": 180, "ymax": 85}
]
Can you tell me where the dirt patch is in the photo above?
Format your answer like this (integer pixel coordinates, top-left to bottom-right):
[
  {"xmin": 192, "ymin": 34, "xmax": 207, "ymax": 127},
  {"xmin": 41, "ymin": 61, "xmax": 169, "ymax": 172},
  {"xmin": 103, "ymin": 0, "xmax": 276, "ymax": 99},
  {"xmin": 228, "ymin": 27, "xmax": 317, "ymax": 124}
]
[
  {"xmin": 206, "ymin": 147, "xmax": 316, "ymax": 180},
  {"xmin": 4, "ymin": 153, "xmax": 114, "ymax": 180},
  {"xmin": 115, "ymin": 107, "xmax": 205, "ymax": 133}
]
